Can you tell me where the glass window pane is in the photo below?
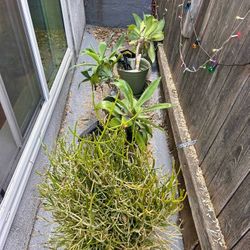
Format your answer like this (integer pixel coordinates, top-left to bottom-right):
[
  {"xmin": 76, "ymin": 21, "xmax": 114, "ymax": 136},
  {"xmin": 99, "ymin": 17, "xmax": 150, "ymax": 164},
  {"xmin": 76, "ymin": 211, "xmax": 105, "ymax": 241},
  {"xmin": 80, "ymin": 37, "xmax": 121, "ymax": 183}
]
[
  {"xmin": 0, "ymin": 104, "xmax": 19, "ymax": 203},
  {"xmin": 0, "ymin": 0, "xmax": 43, "ymax": 135},
  {"xmin": 28, "ymin": 0, "xmax": 67, "ymax": 88}
]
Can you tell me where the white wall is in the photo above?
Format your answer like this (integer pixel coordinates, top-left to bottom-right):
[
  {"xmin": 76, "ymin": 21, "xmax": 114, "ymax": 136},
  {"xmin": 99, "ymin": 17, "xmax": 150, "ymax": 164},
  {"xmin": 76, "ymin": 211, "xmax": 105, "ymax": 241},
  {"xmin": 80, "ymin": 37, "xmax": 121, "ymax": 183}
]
[{"xmin": 68, "ymin": 0, "xmax": 86, "ymax": 54}]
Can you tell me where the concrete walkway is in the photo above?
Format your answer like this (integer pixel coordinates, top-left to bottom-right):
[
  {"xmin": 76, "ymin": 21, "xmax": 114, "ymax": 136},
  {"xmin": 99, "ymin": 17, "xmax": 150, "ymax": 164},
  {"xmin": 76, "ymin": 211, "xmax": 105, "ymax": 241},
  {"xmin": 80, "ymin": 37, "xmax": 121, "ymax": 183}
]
[{"xmin": 7, "ymin": 27, "xmax": 183, "ymax": 250}]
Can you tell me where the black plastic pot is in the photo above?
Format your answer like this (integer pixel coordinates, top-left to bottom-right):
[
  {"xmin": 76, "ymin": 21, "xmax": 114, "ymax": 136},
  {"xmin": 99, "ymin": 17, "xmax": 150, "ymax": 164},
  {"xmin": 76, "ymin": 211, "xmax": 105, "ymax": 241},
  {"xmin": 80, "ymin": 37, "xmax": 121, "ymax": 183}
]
[
  {"xmin": 79, "ymin": 119, "xmax": 134, "ymax": 144},
  {"xmin": 117, "ymin": 58, "xmax": 151, "ymax": 96},
  {"xmin": 79, "ymin": 119, "xmax": 103, "ymax": 140}
]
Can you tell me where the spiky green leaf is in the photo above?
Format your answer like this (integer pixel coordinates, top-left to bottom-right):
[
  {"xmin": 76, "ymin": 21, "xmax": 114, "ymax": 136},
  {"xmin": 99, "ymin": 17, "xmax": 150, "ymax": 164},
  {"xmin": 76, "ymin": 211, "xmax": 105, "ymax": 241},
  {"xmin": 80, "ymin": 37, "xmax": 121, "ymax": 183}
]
[
  {"xmin": 148, "ymin": 42, "xmax": 156, "ymax": 63},
  {"xmin": 114, "ymin": 80, "xmax": 134, "ymax": 109},
  {"xmin": 132, "ymin": 13, "xmax": 142, "ymax": 28},
  {"xmin": 98, "ymin": 42, "xmax": 107, "ymax": 59},
  {"xmin": 144, "ymin": 103, "xmax": 172, "ymax": 113},
  {"xmin": 95, "ymin": 100, "xmax": 123, "ymax": 116},
  {"xmin": 136, "ymin": 77, "xmax": 161, "ymax": 107}
]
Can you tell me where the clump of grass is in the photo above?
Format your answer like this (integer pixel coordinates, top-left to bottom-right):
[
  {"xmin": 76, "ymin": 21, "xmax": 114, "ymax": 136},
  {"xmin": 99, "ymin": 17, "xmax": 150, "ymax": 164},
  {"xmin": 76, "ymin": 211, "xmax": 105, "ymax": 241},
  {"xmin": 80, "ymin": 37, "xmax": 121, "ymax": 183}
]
[{"xmin": 39, "ymin": 126, "xmax": 184, "ymax": 249}]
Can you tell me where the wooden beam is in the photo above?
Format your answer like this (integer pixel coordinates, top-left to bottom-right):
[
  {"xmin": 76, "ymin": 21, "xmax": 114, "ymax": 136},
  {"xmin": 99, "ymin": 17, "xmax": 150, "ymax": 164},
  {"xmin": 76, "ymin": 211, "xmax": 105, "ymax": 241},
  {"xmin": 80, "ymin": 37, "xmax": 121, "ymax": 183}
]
[{"xmin": 157, "ymin": 45, "xmax": 226, "ymax": 250}]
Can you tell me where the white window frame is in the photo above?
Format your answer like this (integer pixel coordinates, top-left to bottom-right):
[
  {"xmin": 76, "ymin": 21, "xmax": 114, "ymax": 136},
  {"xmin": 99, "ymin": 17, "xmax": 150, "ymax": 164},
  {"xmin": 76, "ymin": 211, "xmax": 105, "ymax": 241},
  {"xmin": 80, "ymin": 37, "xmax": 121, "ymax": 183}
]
[{"xmin": 0, "ymin": 0, "xmax": 74, "ymax": 248}]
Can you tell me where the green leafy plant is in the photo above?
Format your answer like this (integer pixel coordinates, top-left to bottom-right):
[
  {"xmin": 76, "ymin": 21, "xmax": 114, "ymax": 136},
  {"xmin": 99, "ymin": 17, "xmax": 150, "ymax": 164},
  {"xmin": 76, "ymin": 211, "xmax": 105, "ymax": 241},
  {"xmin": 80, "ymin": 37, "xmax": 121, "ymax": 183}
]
[
  {"xmin": 78, "ymin": 35, "xmax": 125, "ymax": 87},
  {"xmin": 39, "ymin": 126, "xmax": 184, "ymax": 249},
  {"xmin": 128, "ymin": 14, "xmax": 165, "ymax": 65},
  {"xmin": 95, "ymin": 77, "xmax": 172, "ymax": 149}
]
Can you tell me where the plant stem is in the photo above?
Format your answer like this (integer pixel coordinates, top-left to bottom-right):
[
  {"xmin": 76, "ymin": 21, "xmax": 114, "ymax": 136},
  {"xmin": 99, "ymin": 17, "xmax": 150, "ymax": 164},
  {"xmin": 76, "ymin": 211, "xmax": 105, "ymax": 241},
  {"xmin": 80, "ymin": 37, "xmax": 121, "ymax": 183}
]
[{"xmin": 135, "ymin": 38, "xmax": 143, "ymax": 71}]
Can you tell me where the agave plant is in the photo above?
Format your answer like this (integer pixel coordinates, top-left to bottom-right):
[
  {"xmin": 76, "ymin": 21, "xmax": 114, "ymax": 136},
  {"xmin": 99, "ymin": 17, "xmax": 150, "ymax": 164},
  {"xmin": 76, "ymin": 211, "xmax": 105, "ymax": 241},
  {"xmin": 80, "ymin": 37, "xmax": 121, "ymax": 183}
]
[
  {"xmin": 77, "ymin": 35, "xmax": 125, "ymax": 87},
  {"xmin": 128, "ymin": 13, "xmax": 165, "ymax": 65},
  {"xmin": 95, "ymin": 77, "xmax": 171, "ymax": 149}
]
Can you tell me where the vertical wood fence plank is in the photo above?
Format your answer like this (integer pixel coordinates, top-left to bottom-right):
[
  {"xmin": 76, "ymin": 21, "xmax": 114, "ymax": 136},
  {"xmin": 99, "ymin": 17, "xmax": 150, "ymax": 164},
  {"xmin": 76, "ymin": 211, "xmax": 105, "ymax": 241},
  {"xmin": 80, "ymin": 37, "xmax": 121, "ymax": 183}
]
[
  {"xmin": 199, "ymin": 72, "xmax": 250, "ymax": 183},
  {"xmin": 218, "ymin": 174, "xmax": 250, "ymax": 249},
  {"xmin": 180, "ymin": 0, "xmax": 249, "ymax": 135},
  {"xmin": 209, "ymin": 120, "xmax": 250, "ymax": 215},
  {"xmin": 232, "ymin": 230, "xmax": 250, "ymax": 250},
  {"xmin": 157, "ymin": 0, "xmax": 250, "ymax": 248},
  {"xmin": 193, "ymin": 2, "xmax": 250, "ymax": 160}
]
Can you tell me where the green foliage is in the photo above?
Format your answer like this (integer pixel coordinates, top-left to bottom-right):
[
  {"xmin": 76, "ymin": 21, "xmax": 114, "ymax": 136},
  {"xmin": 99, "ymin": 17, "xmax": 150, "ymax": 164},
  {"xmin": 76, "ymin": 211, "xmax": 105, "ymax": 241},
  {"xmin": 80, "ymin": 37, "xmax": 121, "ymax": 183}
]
[
  {"xmin": 95, "ymin": 77, "xmax": 172, "ymax": 149},
  {"xmin": 128, "ymin": 14, "xmax": 165, "ymax": 63},
  {"xmin": 39, "ymin": 126, "xmax": 184, "ymax": 249},
  {"xmin": 78, "ymin": 35, "xmax": 125, "ymax": 87}
]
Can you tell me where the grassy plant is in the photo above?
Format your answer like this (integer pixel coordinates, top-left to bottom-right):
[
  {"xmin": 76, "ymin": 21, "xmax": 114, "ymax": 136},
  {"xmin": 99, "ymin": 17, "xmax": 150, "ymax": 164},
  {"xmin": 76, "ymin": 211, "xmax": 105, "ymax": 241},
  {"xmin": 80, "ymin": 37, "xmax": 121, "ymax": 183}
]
[{"xmin": 39, "ymin": 126, "xmax": 184, "ymax": 249}]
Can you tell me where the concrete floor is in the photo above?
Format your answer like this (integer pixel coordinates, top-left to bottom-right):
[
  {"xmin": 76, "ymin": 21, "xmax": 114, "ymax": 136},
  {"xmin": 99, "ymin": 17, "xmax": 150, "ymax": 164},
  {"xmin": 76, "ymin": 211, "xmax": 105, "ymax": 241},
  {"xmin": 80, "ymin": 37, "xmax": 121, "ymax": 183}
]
[{"xmin": 5, "ymin": 27, "xmax": 183, "ymax": 250}]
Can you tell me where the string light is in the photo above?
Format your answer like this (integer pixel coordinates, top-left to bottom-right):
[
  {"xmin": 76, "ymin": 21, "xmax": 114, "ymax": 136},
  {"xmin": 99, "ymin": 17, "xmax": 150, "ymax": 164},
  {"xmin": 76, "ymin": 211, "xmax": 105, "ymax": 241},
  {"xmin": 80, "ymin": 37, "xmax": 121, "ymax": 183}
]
[
  {"xmin": 177, "ymin": 1, "xmax": 250, "ymax": 73},
  {"xmin": 192, "ymin": 38, "xmax": 201, "ymax": 49},
  {"xmin": 236, "ymin": 16, "xmax": 245, "ymax": 20},
  {"xmin": 212, "ymin": 49, "xmax": 220, "ymax": 52},
  {"xmin": 192, "ymin": 43, "xmax": 198, "ymax": 49}
]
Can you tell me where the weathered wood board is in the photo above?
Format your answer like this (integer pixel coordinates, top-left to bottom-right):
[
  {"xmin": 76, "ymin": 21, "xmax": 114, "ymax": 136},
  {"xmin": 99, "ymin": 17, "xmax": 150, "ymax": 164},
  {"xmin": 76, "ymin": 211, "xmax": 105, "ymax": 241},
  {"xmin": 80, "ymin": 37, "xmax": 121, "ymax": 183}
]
[
  {"xmin": 157, "ymin": 0, "xmax": 250, "ymax": 248},
  {"xmin": 158, "ymin": 46, "xmax": 226, "ymax": 250}
]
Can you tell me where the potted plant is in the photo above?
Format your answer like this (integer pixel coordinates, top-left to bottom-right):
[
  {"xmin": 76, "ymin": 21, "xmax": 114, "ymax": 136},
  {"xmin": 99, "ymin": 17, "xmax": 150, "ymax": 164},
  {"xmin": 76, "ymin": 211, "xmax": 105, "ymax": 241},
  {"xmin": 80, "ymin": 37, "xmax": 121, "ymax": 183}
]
[
  {"xmin": 77, "ymin": 34, "xmax": 125, "ymax": 96},
  {"xmin": 95, "ymin": 77, "xmax": 172, "ymax": 149},
  {"xmin": 117, "ymin": 56, "xmax": 151, "ymax": 97},
  {"xmin": 128, "ymin": 13, "xmax": 165, "ymax": 64},
  {"xmin": 116, "ymin": 14, "xmax": 165, "ymax": 96}
]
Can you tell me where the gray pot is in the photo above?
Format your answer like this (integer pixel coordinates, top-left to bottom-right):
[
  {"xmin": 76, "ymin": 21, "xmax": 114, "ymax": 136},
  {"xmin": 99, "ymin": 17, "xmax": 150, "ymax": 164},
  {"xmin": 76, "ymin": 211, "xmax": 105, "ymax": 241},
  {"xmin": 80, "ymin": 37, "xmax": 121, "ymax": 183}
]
[{"xmin": 117, "ymin": 58, "xmax": 151, "ymax": 96}]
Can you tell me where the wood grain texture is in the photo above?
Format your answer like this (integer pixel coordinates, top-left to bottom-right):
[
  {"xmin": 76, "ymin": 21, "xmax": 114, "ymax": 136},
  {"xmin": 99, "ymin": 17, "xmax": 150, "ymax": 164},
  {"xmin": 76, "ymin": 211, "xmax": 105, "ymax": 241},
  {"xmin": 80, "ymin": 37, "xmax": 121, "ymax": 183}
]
[
  {"xmin": 218, "ymin": 174, "xmax": 250, "ymax": 249},
  {"xmin": 178, "ymin": 172, "xmax": 200, "ymax": 249},
  {"xmin": 158, "ymin": 46, "xmax": 226, "ymax": 250},
  {"xmin": 182, "ymin": 0, "xmax": 203, "ymax": 38},
  {"xmin": 200, "ymin": 74, "xmax": 250, "ymax": 182},
  {"xmin": 232, "ymin": 230, "xmax": 250, "ymax": 250},
  {"xmin": 196, "ymin": 29, "xmax": 250, "ymax": 165},
  {"xmin": 209, "ymin": 120, "xmax": 250, "ymax": 216},
  {"xmin": 0, "ymin": 104, "xmax": 6, "ymax": 129},
  {"xmin": 157, "ymin": 0, "xmax": 250, "ymax": 248},
  {"xmin": 180, "ymin": 0, "xmax": 249, "ymax": 137}
]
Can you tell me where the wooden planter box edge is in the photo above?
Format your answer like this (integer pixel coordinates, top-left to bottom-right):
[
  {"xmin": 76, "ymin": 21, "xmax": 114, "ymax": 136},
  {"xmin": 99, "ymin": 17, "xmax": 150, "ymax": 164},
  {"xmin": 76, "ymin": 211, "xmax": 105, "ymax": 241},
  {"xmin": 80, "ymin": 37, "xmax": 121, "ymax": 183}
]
[{"xmin": 157, "ymin": 45, "xmax": 227, "ymax": 250}]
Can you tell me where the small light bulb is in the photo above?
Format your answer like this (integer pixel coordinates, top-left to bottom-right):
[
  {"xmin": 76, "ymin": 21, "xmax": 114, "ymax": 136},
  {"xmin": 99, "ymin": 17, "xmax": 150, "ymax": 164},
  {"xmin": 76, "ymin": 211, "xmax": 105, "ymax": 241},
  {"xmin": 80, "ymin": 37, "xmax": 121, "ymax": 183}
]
[{"xmin": 192, "ymin": 43, "xmax": 198, "ymax": 49}]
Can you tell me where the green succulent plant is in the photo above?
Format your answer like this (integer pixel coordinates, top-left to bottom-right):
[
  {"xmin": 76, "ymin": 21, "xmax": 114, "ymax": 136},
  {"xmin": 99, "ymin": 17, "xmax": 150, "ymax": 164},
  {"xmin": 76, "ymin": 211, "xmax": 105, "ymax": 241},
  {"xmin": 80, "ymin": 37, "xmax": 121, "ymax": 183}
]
[
  {"xmin": 128, "ymin": 13, "xmax": 165, "ymax": 63},
  {"xmin": 77, "ymin": 35, "xmax": 125, "ymax": 87},
  {"xmin": 95, "ymin": 77, "xmax": 172, "ymax": 149}
]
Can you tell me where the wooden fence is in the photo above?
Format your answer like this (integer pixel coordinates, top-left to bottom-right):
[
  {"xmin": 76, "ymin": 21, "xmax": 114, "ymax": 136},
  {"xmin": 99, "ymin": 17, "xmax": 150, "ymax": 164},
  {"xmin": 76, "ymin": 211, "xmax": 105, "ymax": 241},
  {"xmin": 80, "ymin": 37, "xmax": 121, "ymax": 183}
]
[{"xmin": 157, "ymin": 0, "xmax": 250, "ymax": 249}]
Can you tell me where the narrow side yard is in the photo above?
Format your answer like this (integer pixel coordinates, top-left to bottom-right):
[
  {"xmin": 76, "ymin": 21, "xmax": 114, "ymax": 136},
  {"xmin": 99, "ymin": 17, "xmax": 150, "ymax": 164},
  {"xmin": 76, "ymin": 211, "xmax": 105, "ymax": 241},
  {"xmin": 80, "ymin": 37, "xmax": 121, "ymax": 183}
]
[{"xmin": 27, "ymin": 26, "xmax": 184, "ymax": 250}]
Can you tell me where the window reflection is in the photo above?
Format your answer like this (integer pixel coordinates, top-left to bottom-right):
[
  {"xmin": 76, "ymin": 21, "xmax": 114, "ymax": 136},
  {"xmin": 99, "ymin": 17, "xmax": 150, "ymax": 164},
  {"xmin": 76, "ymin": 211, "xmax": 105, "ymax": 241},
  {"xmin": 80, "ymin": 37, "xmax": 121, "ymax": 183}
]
[
  {"xmin": 28, "ymin": 0, "xmax": 67, "ymax": 88},
  {"xmin": 0, "ymin": 0, "xmax": 43, "ymax": 135},
  {"xmin": 0, "ymin": 104, "xmax": 19, "ymax": 203}
]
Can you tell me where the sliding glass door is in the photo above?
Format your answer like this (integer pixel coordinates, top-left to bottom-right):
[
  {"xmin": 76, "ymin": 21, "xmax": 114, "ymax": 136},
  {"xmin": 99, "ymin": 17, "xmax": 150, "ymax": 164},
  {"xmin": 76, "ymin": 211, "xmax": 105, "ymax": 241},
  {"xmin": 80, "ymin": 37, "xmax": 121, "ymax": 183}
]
[
  {"xmin": 0, "ymin": 0, "xmax": 70, "ymax": 205},
  {"xmin": 0, "ymin": 0, "xmax": 43, "ymax": 136},
  {"xmin": 0, "ymin": 0, "xmax": 43, "ymax": 201},
  {"xmin": 0, "ymin": 104, "xmax": 19, "ymax": 203},
  {"xmin": 28, "ymin": 0, "xmax": 67, "ymax": 88},
  {"xmin": 0, "ymin": 0, "xmax": 73, "ymax": 247}
]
